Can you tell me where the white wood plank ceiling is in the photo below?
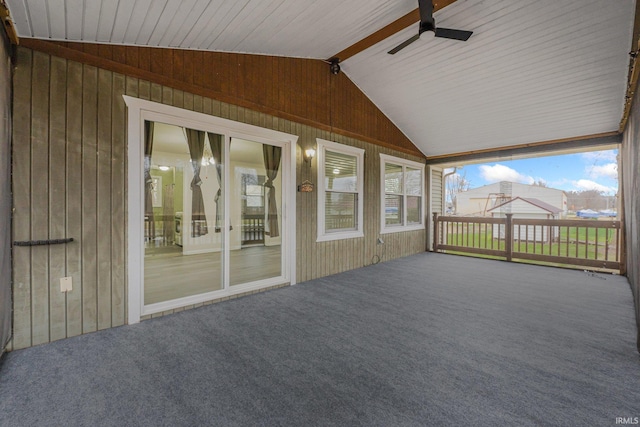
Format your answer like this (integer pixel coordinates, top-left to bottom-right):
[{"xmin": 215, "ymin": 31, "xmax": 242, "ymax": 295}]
[
  {"xmin": 6, "ymin": 0, "xmax": 416, "ymax": 58},
  {"xmin": 342, "ymin": 0, "xmax": 635, "ymax": 157},
  {"xmin": 5, "ymin": 0, "xmax": 636, "ymax": 158}
]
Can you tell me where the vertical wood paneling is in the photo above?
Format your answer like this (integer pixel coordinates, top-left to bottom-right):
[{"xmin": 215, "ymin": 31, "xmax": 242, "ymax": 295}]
[
  {"xmin": 125, "ymin": 46, "xmax": 139, "ymax": 69},
  {"xmin": 113, "ymin": 46, "xmax": 127, "ymax": 66},
  {"xmin": 0, "ymin": 32, "xmax": 10, "ymax": 353},
  {"xmin": 11, "ymin": 46, "xmax": 427, "ymax": 349},
  {"xmin": 12, "ymin": 48, "xmax": 33, "ymax": 349},
  {"xmin": 192, "ymin": 51, "xmax": 202, "ymax": 87},
  {"xmin": 182, "ymin": 50, "xmax": 194, "ymax": 84},
  {"xmin": 97, "ymin": 69, "xmax": 113, "ymax": 330},
  {"xmin": 150, "ymin": 48, "xmax": 163, "ymax": 76},
  {"xmin": 32, "ymin": 41, "xmax": 421, "ymax": 157},
  {"xmin": 98, "ymin": 45, "xmax": 113, "ymax": 62},
  {"xmin": 138, "ymin": 47, "xmax": 150, "ymax": 72},
  {"xmin": 48, "ymin": 56, "xmax": 68, "ymax": 342},
  {"xmin": 162, "ymin": 49, "xmax": 173, "ymax": 80},
  {"xmin": 81, "ymin": 65, "xmax": 99, "ymax": 334},
  {"xmin": 111, "ymin": 73, "xmax": 126, "ymax": 326},
  {"xmin": 173, "ymin": 89, "xmax": 184, "ymax": 109},
  {"xmin": 30, "ymin": 51, "xmax": 51, "ymax": 346},
  {"xmin": 66, "ymin": 60, "xmax": 83, "ymax": 338},
  {"xmin": 621, "ymin": 89, "xmax": 640, "ymax": 352}
]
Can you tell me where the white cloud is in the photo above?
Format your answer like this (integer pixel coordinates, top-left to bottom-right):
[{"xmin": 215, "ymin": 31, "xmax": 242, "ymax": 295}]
[
  {"xmin": 581, "ymin": 150, "xmax": 618, "ymax": 163},
  {"xmin": 588, "ymin": 163, "xmax": 618, "ymax": 180},
  {"xmin": 479, "ymin": 164, "xmax": 534, "ymax": 184},
  {"xmin": 572, "ymin": 179, "xmax": 616, "ymax": 194}
]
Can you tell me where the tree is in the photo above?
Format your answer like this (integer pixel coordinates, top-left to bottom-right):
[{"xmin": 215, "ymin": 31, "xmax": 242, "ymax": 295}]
[
  {"xmin": 445, "ymin": 169, "xmax": 471, "ymax": 213},
  {"xmin": 566, "ymin": 189, "xmax": 611, "ymax": 211}
]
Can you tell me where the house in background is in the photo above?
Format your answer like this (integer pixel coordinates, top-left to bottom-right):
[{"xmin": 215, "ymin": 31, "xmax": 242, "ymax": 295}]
[
  {"xmin": 455, "ymin": 181, "xmax": 568, "ymax": 218},
  {"xmin": 488, "ymin": 197, "xmax": 563, "ymax": 242}
]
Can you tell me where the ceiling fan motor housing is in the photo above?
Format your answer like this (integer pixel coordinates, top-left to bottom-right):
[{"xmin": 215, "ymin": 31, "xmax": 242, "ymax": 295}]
[{"xmin": 419, "ymin": 21, "xmax": 436, "ymax": 34}]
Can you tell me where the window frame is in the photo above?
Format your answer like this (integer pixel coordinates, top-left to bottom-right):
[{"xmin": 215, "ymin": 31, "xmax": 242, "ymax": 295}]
[
  {"xmin": 316, "ymin": 138, "xmax": 365, "ymax": 242},
  {"xmin": 380, "ymin": 154, "xmax": 426, "ymax": 234}
]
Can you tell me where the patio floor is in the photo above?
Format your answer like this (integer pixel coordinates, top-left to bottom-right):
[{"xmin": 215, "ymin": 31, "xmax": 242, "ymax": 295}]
[{"xmin": 0, "ymin": 252, "xmax": 638, "ymax": 426}]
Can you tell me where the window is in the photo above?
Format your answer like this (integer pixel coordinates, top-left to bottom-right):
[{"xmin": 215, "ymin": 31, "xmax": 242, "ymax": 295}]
[
  {"xmin": 317, "ymin": 139, "xmax": 364, "ymax": 242},
  {"xmin": 380, "ymin": 154, "xmax": 425, "ymax": 233}
]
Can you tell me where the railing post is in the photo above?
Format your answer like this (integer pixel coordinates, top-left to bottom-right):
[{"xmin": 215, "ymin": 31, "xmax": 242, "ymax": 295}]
[
  {"xmin": 433, "ymin": 213, "xmax": 439, "ymax": 252},
  {"xmin": 505, "ymin": 213, "xmax": 513, "ymax": 262}
]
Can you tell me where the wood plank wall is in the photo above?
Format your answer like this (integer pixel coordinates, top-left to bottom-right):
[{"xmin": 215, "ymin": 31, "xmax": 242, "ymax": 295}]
[
  {"xmin": 21, "ymin": 39, "xmax": 423, "ymax": 158},
  {"xmin": 10, "ymin": 46, "xmax": 426, "ymax": 350},
  {"xmin": 621, "ymin": 87, "xmax": 640, "ymax": 353},
  {"xmin": 0, "ymin": 28, "xmax": 12, "ymax": 354}
]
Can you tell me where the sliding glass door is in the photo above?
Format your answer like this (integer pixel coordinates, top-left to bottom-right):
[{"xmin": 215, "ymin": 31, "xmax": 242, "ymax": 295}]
[
  {"xmin": 142, "ymin": 122, "xmax": 285, "ymax": 308},
  {"xmin": 229, "ymin": 138, "xmax": 282, "ymax": 286},
  {"xmin": 143, "ymin": 122, "xmax": 225, "ymax": 305}
]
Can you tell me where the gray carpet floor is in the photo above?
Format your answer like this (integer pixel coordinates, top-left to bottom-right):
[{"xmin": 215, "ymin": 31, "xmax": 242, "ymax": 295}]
[{"xmin": 0, "ymin": 253, "xmax": 639, "ymax": 426}]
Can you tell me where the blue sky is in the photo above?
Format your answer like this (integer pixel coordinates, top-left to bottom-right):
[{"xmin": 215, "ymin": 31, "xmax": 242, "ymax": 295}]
[{"xmin": 450, "ymin": 149, "xmax": 618, "ymax": 195}]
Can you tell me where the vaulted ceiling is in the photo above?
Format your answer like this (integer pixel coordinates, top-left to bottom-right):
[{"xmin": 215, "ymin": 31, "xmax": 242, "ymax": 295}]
[{"xmin": 4, "ymin": 0, "xmax": 636, "ymax": 158}]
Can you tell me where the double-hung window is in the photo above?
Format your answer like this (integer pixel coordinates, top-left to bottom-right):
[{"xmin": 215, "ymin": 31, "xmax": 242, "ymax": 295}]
[
  {"xmin": 380, "ymin": 154, "xmax": 425, "ymax": 233},
  {"xmin": 317, "ymin": 139, "xmax": 364, "ymax": 242}
]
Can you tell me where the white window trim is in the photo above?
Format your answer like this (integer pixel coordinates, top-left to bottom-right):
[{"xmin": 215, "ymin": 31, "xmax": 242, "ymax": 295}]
[
  {"xmin": 316, "ymin": 138, "xmax": 365, "ymax": 242},
  {"xmin": 380, "ymin": 153, "xmax": 426, "ymax": 234},
  {"xmin": 124, "ymin": 95, "xmax": 298, "ymax": 324}
]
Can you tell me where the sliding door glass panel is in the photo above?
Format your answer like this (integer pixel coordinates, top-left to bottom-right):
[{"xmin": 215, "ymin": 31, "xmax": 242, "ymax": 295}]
[
  {"xmin": 229, "ymin": 138, "xmax": 282, "ymax": 286},
  {"xmin": 143, "ymin": 122, "xmax": 225, "ymax": 304}
]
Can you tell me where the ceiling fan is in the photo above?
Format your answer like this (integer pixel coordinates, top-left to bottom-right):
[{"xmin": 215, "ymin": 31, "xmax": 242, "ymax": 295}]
[{"xmin": 388, "ymin": 0, "xmax": 473, "ymax": 55}]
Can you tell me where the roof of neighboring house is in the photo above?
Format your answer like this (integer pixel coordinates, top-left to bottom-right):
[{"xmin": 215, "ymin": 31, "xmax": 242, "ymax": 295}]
[{"xmin": 488, "ymin": 197, "xmax": 563, "ymax": 214}]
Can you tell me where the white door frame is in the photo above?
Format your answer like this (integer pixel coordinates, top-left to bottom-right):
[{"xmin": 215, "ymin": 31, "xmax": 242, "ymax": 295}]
[{"xmin": 124, "ymin": 96, "xmax": 298, "ymax": 324}]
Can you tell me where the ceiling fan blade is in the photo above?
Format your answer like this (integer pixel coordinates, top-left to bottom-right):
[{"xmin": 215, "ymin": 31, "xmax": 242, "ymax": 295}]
[
  {"xmin": 434, "ymin": 27, "xmax": 473, "ymax": 41},
  {"xmin": 388, "ymin": 33, "xmax": 421, "ymax": 55}
]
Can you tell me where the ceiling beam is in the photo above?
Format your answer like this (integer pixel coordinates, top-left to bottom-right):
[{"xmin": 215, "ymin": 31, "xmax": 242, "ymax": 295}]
[
  {"xmin": 328, "ymin": 0, "xmax": 457, "ymax": 63},
  {"xmin": 424, "ymin": 131, "xmax": 622, "ymax": 165}
]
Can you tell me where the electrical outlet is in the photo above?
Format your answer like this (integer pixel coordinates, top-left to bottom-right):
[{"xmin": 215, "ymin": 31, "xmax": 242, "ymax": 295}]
[{"xmin": 60, "ymin": 277, "xmax": 72, "ymax": 292}]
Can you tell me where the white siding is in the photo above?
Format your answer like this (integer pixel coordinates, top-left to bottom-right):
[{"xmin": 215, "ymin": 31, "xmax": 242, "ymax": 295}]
[
  {"xmin": 492, "ymin": 212, "xmax": 557, "ymax": 242},
  {"xmin": 427, "ymin": 166, "xmax": 443, "ymax": 250}
]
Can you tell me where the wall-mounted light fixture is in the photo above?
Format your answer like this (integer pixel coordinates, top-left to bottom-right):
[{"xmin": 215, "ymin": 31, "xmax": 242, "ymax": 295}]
[
  {"xmin": 329, "ymin": 58, "xmax": 341, "ymax": 75},
  {"xmin": 304, "ymin": 147, "xmax": 316, "ymax": 164}
]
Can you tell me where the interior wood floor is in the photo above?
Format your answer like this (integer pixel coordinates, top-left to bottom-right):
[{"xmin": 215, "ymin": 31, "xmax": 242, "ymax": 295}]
[{"xmin": 144, "ymin": 245, "xmax": 281, "ymax": 305}]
